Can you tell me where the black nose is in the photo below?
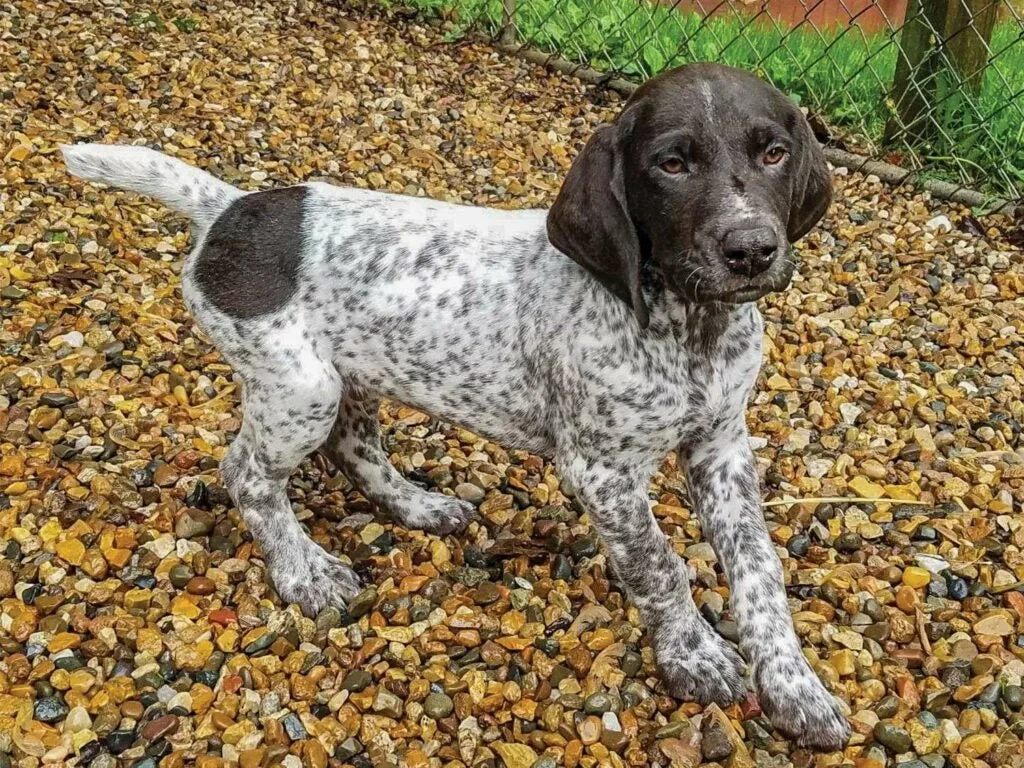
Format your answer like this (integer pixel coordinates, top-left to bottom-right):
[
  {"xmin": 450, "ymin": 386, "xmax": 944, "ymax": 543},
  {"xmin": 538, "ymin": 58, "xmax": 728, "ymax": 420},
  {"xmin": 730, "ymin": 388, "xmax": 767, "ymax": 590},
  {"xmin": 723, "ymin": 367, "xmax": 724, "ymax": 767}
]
[{"xmin": 721, "ymin": 227, "xmax": 779, "ymax": 277}]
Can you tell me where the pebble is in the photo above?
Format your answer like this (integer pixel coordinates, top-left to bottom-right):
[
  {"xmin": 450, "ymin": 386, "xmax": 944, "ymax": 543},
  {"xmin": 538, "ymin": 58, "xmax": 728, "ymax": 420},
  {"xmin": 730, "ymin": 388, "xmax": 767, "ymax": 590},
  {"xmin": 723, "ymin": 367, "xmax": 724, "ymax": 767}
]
[
  {"xmin": 875, "ymin": 722, "xmax": 913, "ymax": 753},
  {"xmin": 33, "ymin": 696, "xmax": 68, "ymax": 723},
  {"xmin": 422, "ymin": 691, "xmax": 453, "ymax": 718},
  {"xmin": 583, "ymin": 692, "xmax": 613, "ymax": 714},
  {"xmin": 343, "ymin": 669, "xmax": 373, "ymax": 692},
  {"xmin": 281, "ymin": 713, "xmax": 307, "ymax": 741},
  {"xmin": 141, "ymin": 714, "xmax": 178, "ymax": 741},
  {"xmin": 347, "ymin": 587, "xmax": 378, "ymax": 618}
]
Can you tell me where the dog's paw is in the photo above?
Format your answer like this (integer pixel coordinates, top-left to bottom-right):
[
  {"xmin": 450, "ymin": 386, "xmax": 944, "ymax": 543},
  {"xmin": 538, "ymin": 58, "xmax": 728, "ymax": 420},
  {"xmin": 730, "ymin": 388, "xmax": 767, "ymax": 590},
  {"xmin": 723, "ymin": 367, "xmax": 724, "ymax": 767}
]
[
  {"xmin": 655, "ymin": 623, "xmax": 749, "ymax": 707},
  {"xmin": 393, "ymin": 493, "xmax": 478, "ymax": 536},
  {"xmin": 271, "ymin": 549, "xmax": 362, "ymax": 617},
  {"xmin": 755, "ymin": 657, "xmax": 850, "ymax": 750}
]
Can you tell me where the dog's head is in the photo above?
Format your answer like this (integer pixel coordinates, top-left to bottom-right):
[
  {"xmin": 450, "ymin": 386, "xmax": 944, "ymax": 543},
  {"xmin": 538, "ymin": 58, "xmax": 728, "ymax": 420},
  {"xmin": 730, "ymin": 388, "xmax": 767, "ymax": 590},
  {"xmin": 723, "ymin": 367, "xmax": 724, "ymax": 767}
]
[{"xmin": 547, "ymin": 63, "xmax": 831, "ymax": 328}]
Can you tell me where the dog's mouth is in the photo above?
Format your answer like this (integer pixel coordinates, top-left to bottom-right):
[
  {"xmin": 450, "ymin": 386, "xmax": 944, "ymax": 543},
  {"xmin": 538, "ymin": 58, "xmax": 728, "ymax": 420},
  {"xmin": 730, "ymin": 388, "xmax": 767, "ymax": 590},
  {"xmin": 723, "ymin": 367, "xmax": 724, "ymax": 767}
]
[
  {"xmin": 709, "ymin": 285, "xmax": 775, "ymax": 304},
  {"xmin": 669, "ymin": 258, "xmax": 794, "ymax": 305}
]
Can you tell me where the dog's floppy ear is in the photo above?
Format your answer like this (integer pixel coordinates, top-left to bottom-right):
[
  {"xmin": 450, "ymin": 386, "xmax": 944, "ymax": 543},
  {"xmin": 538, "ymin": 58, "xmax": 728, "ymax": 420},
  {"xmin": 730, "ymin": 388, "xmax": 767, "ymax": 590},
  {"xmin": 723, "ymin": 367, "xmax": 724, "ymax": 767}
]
[
  {"xmin": 787, "ymin": 111, "xmax": 832, "ymax": 243},
  {"xmin": 547, "ymin": 124, "xmax": 649, "ymax": 329}
]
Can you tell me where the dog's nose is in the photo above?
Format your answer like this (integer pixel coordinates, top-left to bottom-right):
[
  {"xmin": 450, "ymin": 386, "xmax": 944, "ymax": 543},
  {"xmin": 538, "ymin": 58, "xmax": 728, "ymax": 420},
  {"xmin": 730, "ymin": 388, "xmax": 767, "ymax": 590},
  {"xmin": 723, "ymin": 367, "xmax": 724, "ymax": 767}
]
[{"xmin": 721, "ymin": 227, "xmax": 779, "ymax": 277}]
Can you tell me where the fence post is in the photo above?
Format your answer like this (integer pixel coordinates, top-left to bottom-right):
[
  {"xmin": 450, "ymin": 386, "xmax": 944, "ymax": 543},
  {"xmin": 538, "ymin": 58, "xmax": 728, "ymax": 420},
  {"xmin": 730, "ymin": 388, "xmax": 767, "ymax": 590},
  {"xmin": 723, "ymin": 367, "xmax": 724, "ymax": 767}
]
[
  {"xmin": 884, "ymin": 0, "xmax": 997, "ymax": 145},
  {"xmin": 500, "ymin": 0, "xmax": 517, "ymax": 47},
  {"xmin": 945, "ymin": 0, "xmax": 998, "ymax": 94}
]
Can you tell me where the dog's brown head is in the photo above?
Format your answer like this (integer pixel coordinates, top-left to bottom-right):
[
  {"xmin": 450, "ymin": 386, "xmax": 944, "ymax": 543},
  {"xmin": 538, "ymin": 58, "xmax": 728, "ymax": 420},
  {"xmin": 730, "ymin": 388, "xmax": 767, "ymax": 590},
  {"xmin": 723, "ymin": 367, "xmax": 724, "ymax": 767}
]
[{"xmin": 547, "ymin": 62, "xmax": 831, "ymax": 328}]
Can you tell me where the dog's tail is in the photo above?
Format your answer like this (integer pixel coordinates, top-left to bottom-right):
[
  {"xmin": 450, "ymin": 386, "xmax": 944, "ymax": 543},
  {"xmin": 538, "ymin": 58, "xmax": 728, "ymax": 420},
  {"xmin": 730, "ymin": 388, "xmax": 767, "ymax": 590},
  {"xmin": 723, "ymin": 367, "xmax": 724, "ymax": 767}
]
[{"xmin": 61, "ymin": 143, "xmax": 243, "ymax": 233}]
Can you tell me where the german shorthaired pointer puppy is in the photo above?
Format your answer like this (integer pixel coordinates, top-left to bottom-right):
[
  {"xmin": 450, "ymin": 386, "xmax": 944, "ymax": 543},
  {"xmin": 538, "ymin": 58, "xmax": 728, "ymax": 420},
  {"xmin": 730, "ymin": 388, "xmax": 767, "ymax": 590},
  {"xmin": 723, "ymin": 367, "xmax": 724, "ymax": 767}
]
[{"xmin": 63, "ymin": 62, "xmax": 848, "ymax": 748}]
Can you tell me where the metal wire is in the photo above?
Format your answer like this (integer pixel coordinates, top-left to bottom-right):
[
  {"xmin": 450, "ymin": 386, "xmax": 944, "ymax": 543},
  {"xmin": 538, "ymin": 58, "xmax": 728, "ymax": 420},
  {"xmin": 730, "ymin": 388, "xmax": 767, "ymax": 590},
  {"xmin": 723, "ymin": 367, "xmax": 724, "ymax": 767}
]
[{"xmin": 410, "ymin": 0, "xmax": 1024, "ymax": 203}]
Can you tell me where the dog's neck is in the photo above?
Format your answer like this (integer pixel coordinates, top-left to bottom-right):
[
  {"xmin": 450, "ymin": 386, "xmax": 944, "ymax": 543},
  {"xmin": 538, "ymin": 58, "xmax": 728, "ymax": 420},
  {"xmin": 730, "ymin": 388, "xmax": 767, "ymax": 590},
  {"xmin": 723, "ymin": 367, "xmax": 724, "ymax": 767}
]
[{"xmin": 639, "ymin": 263, "xmax": 744, "ymax": 352}]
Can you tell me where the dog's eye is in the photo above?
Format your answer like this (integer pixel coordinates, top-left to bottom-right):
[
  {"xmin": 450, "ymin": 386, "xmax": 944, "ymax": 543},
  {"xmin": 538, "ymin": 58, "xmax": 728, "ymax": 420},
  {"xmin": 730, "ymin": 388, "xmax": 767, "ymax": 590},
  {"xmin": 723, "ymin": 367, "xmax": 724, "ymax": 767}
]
[
  {"xmin": 660, "ymin": 158, "xmax": 686, "ymax": 175},
  {"xmin": 763, "ymin": 147, "xmax": 787, "ymax": 166}
]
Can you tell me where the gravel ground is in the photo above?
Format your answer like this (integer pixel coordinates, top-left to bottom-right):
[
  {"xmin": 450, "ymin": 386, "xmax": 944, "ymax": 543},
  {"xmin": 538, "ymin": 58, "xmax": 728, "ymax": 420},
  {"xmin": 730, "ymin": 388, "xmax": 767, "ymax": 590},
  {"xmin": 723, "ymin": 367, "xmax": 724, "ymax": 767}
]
[{"xmin": 3, "ymin": 1, "xmax": 1024, "ymax": 766}]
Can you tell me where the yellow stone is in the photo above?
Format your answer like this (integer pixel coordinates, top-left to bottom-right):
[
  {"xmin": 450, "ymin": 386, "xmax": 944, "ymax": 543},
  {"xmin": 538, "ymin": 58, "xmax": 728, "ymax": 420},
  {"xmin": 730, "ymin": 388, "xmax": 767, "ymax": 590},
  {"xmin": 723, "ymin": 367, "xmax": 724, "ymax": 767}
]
[
  {"xmin": 495, "ymin": 637, "xmax": 533, "ymax": 651},
  {"xmin": 223, "ymin": 719, "xmax": 257, "ymax": 745},
  {"xmin": 216, "ymin": 629, "xmax": 239, "ymax": 652},
  {"xmin": 4, "ymin": 143, "xmax": 32, "ymax": 162},
  {"xmin": 170, "ymin": 597, "xmax": 201, "ymax": 620},
  {"xmin": 959, "ymin": 733, "xmax": 997, "ymax": 758},
  {"xmin": 501, "ymin": 610, "xmax": 526, "ymax": 636},
  {"xmin": 50, "ymin": 669, "xmax": 71, "ymax": 691},
  {"xmin": 175, "ymin": 641, "xmax": 214, "ymax": 671},
  {"xmin": 69, "ymin": 669, "xmax": 96, "ymax": 694},
  {"xmin": 849, "ymin": 476, "xmax": 885, "ymax": 499},
  {"xmin": 191, "ymin": 684, "xmax": 216, "ymax": 715},
  {"xmin": 105, "ymin": 677, "xmax": 135, "ymax": 704},
  {"xmin": 39, "ymin": 520, "xmax": 62, "ymax": 543},
  {"xmin": 511, "ymin": 698, "xmax": 537, "ymax": 720},
  {"xmin": 491, "ymin": 742, "xmax": 539, "ymax": 768},
  {"xmin": 136, "ymin": 628, "xmax": 163, "ymax": 657},
  {"xmin": 902, "ymin": 566, "xmax": 931, "ymax": 589},
  {"xmin": 375, "ymin": 626, "xmax": 414, "ymax": 643},
  {"xmin": 124, "ymin": 589, "xmax": 152, "ymax": 611},
  {"xmin": 0, "ymin": 454, "xmax": 25, "ymax": 476},
  {"xmin": 0, "ymin": 695, "xmax": 31, "ymax": 718},
  {"xmin": 829, "ymin": 649, "xmax": 856, "ymax": 676},
  {"xmin": 586, "ymin": 628, "xmax": 615, "ymax": 651},
  {"xmin": 47, "ymin": 632, "xmax": 82, "ymax": 652},
  {"xmin": 241, "ymin": 627, "xmax": 269, "ymax": 649},
  {"xmin": 104, "ymin": 548, "xmax": 132, "ymax": 568},
  {"xmin": 430, "ymin": 539, "xmax": 450, "ymax": 567},
  {"xmin": 56, "ymin": 539, "xmax": 85, "ymax": 566}
]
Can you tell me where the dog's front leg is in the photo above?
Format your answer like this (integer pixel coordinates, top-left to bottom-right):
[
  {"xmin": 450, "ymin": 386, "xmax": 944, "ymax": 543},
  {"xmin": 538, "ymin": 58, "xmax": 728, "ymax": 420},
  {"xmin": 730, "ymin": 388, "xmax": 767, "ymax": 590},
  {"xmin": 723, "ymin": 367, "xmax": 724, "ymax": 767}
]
[
  {"xmin": 560, "ymin": 454, "xmax": 747, "ymax": 707},
  {"xmin": 684, "ymin": 417, "xmax": 850, "ymax": 750}
]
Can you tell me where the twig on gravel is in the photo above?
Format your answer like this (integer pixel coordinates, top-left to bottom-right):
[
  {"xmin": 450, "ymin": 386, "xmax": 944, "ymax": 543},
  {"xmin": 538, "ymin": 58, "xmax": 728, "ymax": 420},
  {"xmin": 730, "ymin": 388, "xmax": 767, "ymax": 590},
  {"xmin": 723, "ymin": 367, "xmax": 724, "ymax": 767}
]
[
  {"xmin": 763, "ymin": 497, "xmax": 931, "ymax": 508},
  {"xmin": 916, "ymin": 607, "xmax": 932, "ymax": 655}
]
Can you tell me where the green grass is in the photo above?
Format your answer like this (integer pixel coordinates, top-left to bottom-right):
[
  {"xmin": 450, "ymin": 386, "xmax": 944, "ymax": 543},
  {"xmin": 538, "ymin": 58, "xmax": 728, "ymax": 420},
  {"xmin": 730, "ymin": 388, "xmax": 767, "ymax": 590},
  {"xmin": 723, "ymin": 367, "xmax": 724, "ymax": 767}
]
[{"xmin": 396, "ymin": 0, "xmax": 1024, "ymax": 200}]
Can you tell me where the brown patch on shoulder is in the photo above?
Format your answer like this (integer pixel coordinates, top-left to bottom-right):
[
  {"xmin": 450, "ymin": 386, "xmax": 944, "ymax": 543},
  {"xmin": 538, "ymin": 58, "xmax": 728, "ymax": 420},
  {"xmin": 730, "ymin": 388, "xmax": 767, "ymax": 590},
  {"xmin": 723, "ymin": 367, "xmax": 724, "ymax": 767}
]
[{"xmin": 194, "ymin": 186, "xmax": 307, "ymax": 318}]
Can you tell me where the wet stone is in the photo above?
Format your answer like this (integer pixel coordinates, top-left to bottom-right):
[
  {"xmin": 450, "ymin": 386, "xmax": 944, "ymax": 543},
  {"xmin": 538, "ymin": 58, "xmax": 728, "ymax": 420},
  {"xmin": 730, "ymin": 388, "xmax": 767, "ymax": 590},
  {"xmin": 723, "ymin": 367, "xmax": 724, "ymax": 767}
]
[
  {"xmin": 876, "ymin": 695, "xmax": 901, "ymax": 719},
  {"xmin": 569, "ymin": 537, "xmax": 598, "ymax": 560},
  {"xmin": 168, "ymin": 564, "xmax": 195, "ymax": 589},
  {"xmin": 583, "ymin": 692, "xmax": 613, "ymax": 714},
  {"xmin": 787, "ymin": 534, "xmax": 810, "ymax": 557},
  {"xmin": 175, "ymin": 509, "xmax": 215, "ymax": 538},
  {"xmin": 34, "ymin": 695, "xmax": 69, "ymax": 723},
  {"xmin": 423, "ymin": 692, "xmax": 454, "ymax": 719},
  {"xmin": 1004, "ymin": 685, "xmax": 1024, "ymax": 710},
  {"xmin": 874, "ymin": 722, "xmax": 913, "ymax": 753},
  {"xmin": 702, "ymin": 719, "xmax": 735, "ymax": 761},
  {"xmin": 281, "ymin": 712, "xmax": 307, "ymax": 741},
  {"xmin": 534, "ymin": 638, "xmax": 559, "ymax": 656},
  {"xmin": 552, "ymin": 554, "xmax": 572, "ymax": 581},
  {"xmin": 141, "ymin": 714, "xmax": 178, "ymax": 741},
  {"xmin": 451, "ymin": 566, "xmax": 490, "ymax": 588},
  {"xmin": 620, "ymin": 650, "xmax": 642, "ymax": 676},
  {"xmin": 835, "ymin": 532, "xmax": 863, "ymax": 552},
  {"xmin": 343, "ymin": 669, "xmax": 373, "ymax": 692},
  {"xmin": 473, "ymin": 581, "xmax": 499, "ymax": 604},
  {"xmin": 107, "ymin": 730, "xmax": 137, "ymax": 754}
]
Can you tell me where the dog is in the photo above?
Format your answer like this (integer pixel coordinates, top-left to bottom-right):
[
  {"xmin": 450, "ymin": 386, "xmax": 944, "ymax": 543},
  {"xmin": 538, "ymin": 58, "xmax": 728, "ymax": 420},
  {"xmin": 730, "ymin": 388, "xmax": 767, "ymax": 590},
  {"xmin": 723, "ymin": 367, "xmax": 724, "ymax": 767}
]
[{"xmin": 62, "ymin": 62, "xmax": 849, "ymax": 749}]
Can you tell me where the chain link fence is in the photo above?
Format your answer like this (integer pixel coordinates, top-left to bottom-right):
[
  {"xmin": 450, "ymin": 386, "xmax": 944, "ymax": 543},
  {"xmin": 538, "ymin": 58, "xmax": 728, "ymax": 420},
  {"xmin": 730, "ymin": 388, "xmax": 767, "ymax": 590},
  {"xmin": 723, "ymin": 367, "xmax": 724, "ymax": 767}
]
[{"xmin": 386, "ymin": 0, "xmax": 1024, "ymax": 208}]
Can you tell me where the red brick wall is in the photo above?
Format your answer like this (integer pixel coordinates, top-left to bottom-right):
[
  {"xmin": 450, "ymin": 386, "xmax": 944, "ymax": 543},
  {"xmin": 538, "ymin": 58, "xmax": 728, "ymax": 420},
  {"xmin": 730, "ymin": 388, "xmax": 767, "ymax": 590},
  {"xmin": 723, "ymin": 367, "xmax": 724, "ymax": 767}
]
[{"xmin": 675, "ymin": 0, "xmax": 908, "ymax": 33}]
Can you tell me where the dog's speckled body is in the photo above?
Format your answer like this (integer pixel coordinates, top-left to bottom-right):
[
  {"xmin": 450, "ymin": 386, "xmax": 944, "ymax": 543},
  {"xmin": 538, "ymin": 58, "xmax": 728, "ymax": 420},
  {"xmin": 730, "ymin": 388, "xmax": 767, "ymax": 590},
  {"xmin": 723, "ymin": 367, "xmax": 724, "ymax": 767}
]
[{"xmin": 63, "ymin": 63, "xmax": 849, "ymax": 748}]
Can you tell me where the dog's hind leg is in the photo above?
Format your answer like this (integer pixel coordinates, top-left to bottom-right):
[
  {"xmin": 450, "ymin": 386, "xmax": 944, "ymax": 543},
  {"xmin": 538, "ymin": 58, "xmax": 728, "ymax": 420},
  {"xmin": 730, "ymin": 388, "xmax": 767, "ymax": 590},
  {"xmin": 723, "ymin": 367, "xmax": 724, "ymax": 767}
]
[
  {"xmin": 319, "ymin": 391, "xmax": 477, "ymax": 535},
  {"xmin": 220, "ymin": 360, "xmax": 361, "ymax": 617}
]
